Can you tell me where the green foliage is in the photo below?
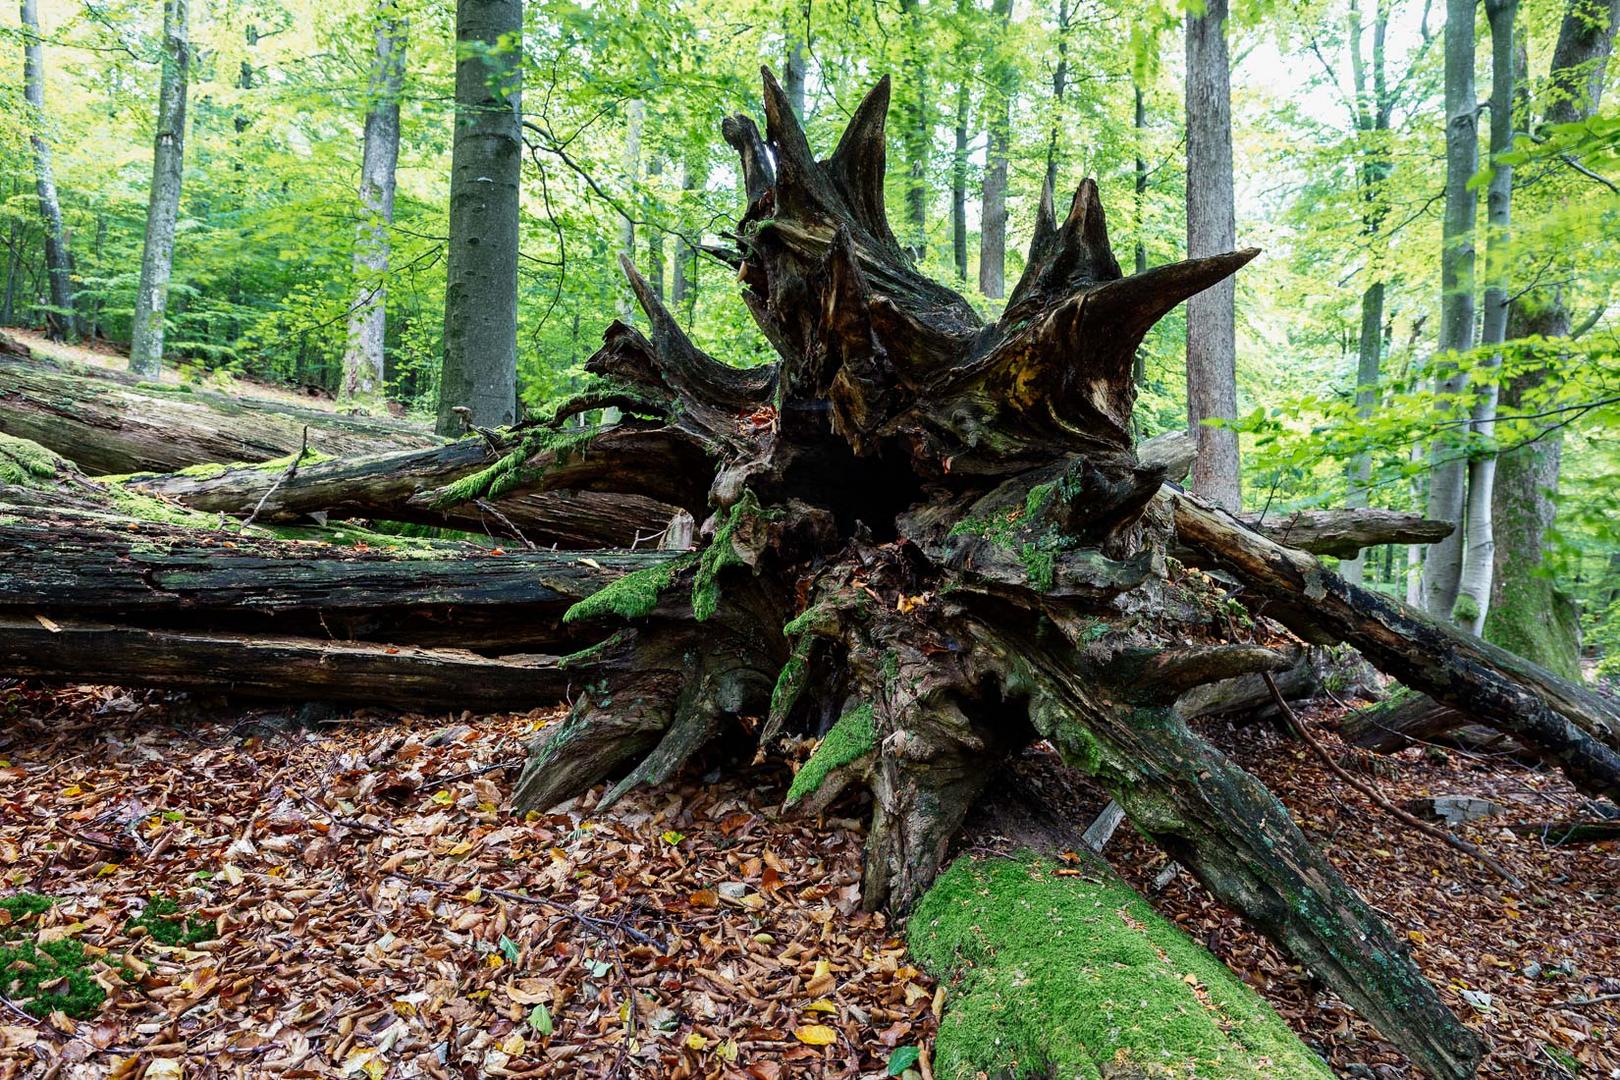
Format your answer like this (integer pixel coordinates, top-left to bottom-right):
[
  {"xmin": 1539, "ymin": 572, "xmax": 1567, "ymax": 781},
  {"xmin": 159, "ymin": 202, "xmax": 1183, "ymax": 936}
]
[
  {"xmin": 909, "ymin": 855, "xmax": 1334, "ymax": 1080},
  {"xmin": 785, "ymin": 703, "xmax": 876, "ymax": 804}
]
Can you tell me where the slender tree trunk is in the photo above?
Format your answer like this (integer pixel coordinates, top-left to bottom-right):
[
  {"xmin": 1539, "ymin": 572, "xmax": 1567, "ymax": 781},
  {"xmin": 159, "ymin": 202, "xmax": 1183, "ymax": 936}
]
[
  {"xmin": 671, "ymin": 161, "xmax": 699, "ymax": 323},
  {"xmin": 19, "ymin": 0, "xmax": 75, "ymax": 343},
  {"xmin": 435, "ymin": 0, "xmax": 521, "ymax": 435},
  {"xmin": 1045, "ymin": 0, "xmax": 1072, "ymax": 194},
  {"xmin": 2, "ymin": 217, "xmax": 21, "ymax": 326},
  {"xmin": 1132, "ymin": 81, "xmax": 1148, "ymax": 386},
  {"xmin": 1484, "ymin": 0, "xmax": 1619, "ymax": 672},
  {"xmin": 341, "ymin": 0, "xmax": 407, "ymax": 406},
  {"xmin": 128, "ymin": 0, "xmax": 191, "ymax": 377},
  {"xmin": 897, "ymin": 0, "xmax": 930, "ymax": 259},
  {"xmin": 783, "ymin": 13, "xmax": 807, "ymax": 120},
  {"xmin": 646, "ymin": 158, "xmax": 665, "ymax": 300},
  {"xmin": 618, "ymin": 99, "xmax": 644, "ymax": 320},
  {"xmin": 977, "ymin": 0, "xmax": 1013, "ymax": 299},
  {"xmin": 1341, "ymin": 0, "xmax": 1392, "ymax": 585},
  {"xmin": 1185, "ymin": 0, "xmax": 1241, "ymax": 511},
  {"xmin": 951, "ymin": 53, "xmax": 969, "ymax": 283},
  {"xmin": 1456, "ymin": 0, "xmax": 1518, "ymax": 630},
  {"xmin": 1421, "ymin": 0, "xmax": 1481, "ymax": 618}
]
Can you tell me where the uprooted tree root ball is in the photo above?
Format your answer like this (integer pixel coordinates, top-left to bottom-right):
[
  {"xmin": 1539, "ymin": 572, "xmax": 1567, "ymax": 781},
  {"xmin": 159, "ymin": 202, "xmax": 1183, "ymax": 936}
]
[{"xmin": 12, "ymin": 69, "xmax": 1620, "ymax": 1080}]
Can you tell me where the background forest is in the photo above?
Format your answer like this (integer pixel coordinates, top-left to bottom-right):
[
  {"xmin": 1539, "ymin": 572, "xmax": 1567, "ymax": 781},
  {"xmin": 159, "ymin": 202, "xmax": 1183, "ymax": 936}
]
[{"xmin": 2, "ymin": 0, "xmax": 1617, "ymax": 676}]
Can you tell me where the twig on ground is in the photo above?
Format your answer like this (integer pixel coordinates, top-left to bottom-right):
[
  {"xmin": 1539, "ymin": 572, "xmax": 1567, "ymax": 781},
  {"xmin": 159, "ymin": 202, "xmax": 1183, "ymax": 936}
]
[{"xmin": 1263, "ymin": 673, "xmax": 1527, "ymax": 890}]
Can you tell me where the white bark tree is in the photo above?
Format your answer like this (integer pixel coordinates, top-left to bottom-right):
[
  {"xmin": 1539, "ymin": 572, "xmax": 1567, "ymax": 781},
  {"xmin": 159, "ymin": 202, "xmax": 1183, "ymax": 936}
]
[
  {"xmin": 340, "ymin": 0, "xmax": 408, "ymax": 406},
  {"xmin": 128, "ymin": 0, "xmax": 192, "ymax": 377}
]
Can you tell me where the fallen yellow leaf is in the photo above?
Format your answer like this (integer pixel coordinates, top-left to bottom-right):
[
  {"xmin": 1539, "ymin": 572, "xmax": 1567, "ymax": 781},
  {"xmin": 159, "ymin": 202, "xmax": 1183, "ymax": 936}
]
[{"xmin": 794, "ymin": 1024, "xmax": 838, "ymax": 1046}]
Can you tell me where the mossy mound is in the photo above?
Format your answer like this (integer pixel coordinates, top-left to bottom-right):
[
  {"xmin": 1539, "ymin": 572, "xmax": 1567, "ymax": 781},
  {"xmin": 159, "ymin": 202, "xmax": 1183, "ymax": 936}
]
[
  {"xmin": 0, "ymin": 433, "xmax": 69, "ymax": 487},
  {"xmin": 127, "ymin": 895, "xmax": 216, "ymax": 947},
  {"xmin": 786, "ymin": 704, "xmax": 875, "ymax": 804},
  {"xmin": 908, "ymin": 855, "xmax": 1333, "ymax": 1080},
  {"xmin": 0, "ymin": 892, "xmax": 108, "ymax": 1019}
]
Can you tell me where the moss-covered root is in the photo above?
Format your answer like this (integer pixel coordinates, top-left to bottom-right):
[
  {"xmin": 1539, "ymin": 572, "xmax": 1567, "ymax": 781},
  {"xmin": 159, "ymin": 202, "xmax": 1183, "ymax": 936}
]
[{"xmin": 909, "ymin": 855, "xmax": 1335, "ymax": 1080}]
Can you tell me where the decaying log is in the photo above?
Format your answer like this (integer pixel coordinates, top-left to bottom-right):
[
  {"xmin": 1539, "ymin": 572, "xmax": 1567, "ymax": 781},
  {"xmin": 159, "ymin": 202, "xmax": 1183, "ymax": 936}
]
[
  {"xmin": 1341, "ymin": 692, "xmax": 1521, "ymax": 756},
  {"xmin": 122, "ymin": 437, "xmax": 681, "ymax": 547},
  {"xmin": 0, "ymin": 616, "xmax": 570, "ymax": 711},
  {"xmin": 1173, "ymin": 490, "xmax": 1620, "ymax": 801},
  {"xmin": 0, "ymin": 348, "xmax": 438, "ymax": 475},
  {"xmin": 1243, "ymin": 507, "xmax": 1455, "ymax": 557}
]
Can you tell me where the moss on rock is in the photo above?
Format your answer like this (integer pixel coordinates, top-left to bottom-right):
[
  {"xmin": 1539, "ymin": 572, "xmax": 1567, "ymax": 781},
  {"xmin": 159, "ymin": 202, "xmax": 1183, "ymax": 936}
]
[{"xmin": 908, "ymin": 855, "xmax": 1333, "ymax": 1080}]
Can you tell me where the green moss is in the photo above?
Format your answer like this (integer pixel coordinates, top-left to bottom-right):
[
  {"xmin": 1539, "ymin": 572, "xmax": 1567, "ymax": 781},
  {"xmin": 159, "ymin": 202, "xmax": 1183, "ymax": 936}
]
[
  {"xmin": 909, "ymin": 856, "xmax": 1334, "ymax": 1080},
  {"xmin": 432, "ymin": 426, "xmax": 598, "ymax": 509},
  {"xmin": 104, "ymin": 484, "xmax": 217, "ymax": 527},
  {"xmin": 768, "ymin": 637, "xmax": 814, "ymax": 730},
  {"xmin": 786, "ymin": 704, "xmax": 876, "ymax": 804},
  {"xmin": 0, "ymin": 434, "xmax": 68, "ymax": 487},
  {"xmin": 127, "ymin": 896, "xmax": 216, "ymax": 947},
  {"xmin": 693, "ymin": 492, "xmax": 775, "ymax": 622},
  {"xmin": 562, "ymin": 554, "xmax": 695, "ymax": 623},
  {"xmin": 0, "ymin": 893, "xmax": 108, "ymax": 1019}
]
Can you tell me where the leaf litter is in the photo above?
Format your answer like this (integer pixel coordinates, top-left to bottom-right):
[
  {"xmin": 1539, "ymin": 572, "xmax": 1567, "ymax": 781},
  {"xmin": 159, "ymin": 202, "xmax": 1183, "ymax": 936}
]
[{"xmin": 0, "ymin": 682, "xmax": 1615, "ymax": 1078}]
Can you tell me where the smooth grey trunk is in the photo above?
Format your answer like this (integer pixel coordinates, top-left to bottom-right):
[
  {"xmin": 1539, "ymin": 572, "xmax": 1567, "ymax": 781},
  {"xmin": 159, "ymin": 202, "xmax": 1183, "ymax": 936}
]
[
  {"xmin": 1421, "ymin": 0, "xmax": 1481, "ymax": 618},
  {"xmin": 1456, "ymin": 0, "xmax": 1519, "ymax": 630},
  {"xmin": 1483, "ymin": 0, "xmax": 1618, "ymax": 673},
  {"xmin": 898, "ymin": 0, "xmax": 930, "ymax": 259},
  {"xmin": 646, "ymin": 158, "xmax": 665, "ymax": 300},
  {"xmin": 1132, "ymin": 80, "xmax": 1148, "ymax": 386},
  {"xmin": 784, "ymin": 18, "xmax": 806, "ymax": 120},
  {"xmin": 671, "ymin": 161, "xmax": 699, "ymax": 323},
  {"xmin": 435, "ymin": 0, "xmax": 521, "ymax": 435},
  {"xmin": 341, "ymin": 0, "xmax": 407, "ymax": 405},
  {"xmin": 128, "ymin": 0, "xmax": 191, "ymax": 377},
  {"xmin": 951, "ymin": 58, "xmax": 969, "ymax": 282},
  {"xmin": 1184, "ymin": 0, "xmax": 1241, "ymax": 511},
  {"xmin": 20, "ymin": 0, "xmax": 75, "ymax": 342},
  {"xmin": 617, "ymin": 99, "xmax": 644, "ymax": 320},
  {"xmin": 2, "ymin": 216, "xmax": 21, "ymax": 326},
  {"xmin": 977, "ymin": 0, "xmax": 1013, "ymax": 299},
  {"xmin": 1045, "ymin": 0, "xmax": 1073, "ymax": 194},
  {"xmin": 1340, "ymin": 0, "xmax": 1393, "ymax": 586}
]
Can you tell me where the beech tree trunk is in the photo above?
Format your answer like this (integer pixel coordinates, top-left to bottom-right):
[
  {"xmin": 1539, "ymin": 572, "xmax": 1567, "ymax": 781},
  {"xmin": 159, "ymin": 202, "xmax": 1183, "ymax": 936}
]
[
  {"xmin": 1484, "ymin": 0, "xmax": 1618, "ymax": 673},
  {"xmin": 1184, "ymin": 0, "xmax": 1241, "ymax": 511},
  {"xmin": 1422, "ymin": 0, "xmax": 1481, "ymax": 620},
  {"xmin": 128, "ymin": 0, "xmax": 191, "ymax": 378},
  {"xmin": 341, "ymin": 0, "xmax": 407, "ymax": 404},
  {"xmin": 977, "ymin": 0, "xmax": 1013, "ymax": 299},
  {"xmin": 19, "ymin": 0, "xmax": 75, "ymax": 342},
  {"xmin": 436, "ymin": 0, "xmax": 521, "ymax": 435}
]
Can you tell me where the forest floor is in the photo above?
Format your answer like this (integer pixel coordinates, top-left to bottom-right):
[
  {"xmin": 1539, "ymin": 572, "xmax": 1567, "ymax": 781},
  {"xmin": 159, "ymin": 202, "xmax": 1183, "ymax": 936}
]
[
  {"xmin": 0, "ymin": 683, "xmax": 1614, "ymax": 1079},
  {"xmin": 2, "ymin": 328, "xmax": 385, "ymax": 415}
]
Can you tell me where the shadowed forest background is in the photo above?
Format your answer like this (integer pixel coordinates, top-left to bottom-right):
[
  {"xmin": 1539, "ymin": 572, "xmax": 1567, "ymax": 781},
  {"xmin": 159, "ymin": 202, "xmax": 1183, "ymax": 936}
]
[{"xmin": 3, "ymin": 0, "xmax": 1617, "ymax": 677}]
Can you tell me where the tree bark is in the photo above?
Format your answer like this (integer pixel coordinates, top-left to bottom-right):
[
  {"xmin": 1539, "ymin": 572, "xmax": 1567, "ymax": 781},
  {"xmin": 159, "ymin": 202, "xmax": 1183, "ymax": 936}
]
[
  {"xmin": 1132, "ymin": 79, "xmax": 1149, "ymax": 387},
  {"xmin": 436, "ymin": 0, "xmax": 521, "ymax": 435},
  {"xmin": 977, "ymin": 0, "xmax": 1013, "ymax": 299},
  {"xmin": 950, "ymin": 24, "xmax": 970, "ymax": 284},
  {"xmin": 341, "ymin": 0, "xmax": 407, "ymax": 405},
  {"xmin": 618, "ymin": 99, "xmax": 643, "ymax": 320},
  {"xmin": 1484, "ymin": 0, "xmax": 1618, "ymax": 673},
  {"xmin": 1455, "ymin": 0, "xmax": 1518, "ymax": 632},
  {"xmin": 1238, "ymin": 507, "xmax": 1454, "ymax": 557},
  {"xmin": 128, "ymin": 0, "xmax": 190, "ymax": 377},
  {"xmin": 0, "ymin": 346, "xmax": 437, "ymax": 475},
  {"xmin": 897, "ymin": 0, "xmax": 930, "ymax": 259},
  {"xmin": 19, "ymin": 0, "xmax": 75, "ymax": 343},
  {"xmin": 1421, "ymin": 0, "xmax": 1481, "ymax": 620},
  {"xmin": 1184, "ymin": 0, "xmax": 1241, "ymax": 511}
]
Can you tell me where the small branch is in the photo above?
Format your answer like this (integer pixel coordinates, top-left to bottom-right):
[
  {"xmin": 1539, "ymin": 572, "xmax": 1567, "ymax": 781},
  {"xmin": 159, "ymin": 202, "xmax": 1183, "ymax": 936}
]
[{"xmin": 1262, "ymin": 673, "xmax": 1526, "ymax": 889}]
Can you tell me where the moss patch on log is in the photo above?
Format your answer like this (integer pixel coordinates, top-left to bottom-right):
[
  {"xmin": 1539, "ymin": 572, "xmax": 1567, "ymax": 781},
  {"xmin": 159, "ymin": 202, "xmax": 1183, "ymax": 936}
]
[
  {"xmin": 563, "ymin": 554, "xmax": 694, "ymax": 623},
  {"xmin": 0, "ymin": 433, "xmax": 68, "ymax": 486},
  {"xmin": 908, "ymin": 855, "xmax": 1333, "ymax": 1080},
  {"xmin": 786, "ymin": 703, "xmax": 875, "ymax": 804}
]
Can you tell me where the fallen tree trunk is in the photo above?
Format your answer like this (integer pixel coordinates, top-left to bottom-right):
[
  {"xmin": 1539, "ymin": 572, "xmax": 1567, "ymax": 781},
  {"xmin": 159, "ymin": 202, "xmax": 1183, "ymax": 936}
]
[
  {"xmin": 1341, "ymin": 691, "xmax": 1521, "ymax": 756},
  {"xmin": 0, "ymin": 347, "xmax": 438, "ymax": 475},
  {"xmin": 121, "ymin": 436, "xmax": 682, "ymax": 547},
  {"xmin": 1242, "ymin": 507, "xmax": 1455, "ymax": 557},
  {"xmin": 1173, "ymin": 490, "xmax": 1620, "ymax": 801}
]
